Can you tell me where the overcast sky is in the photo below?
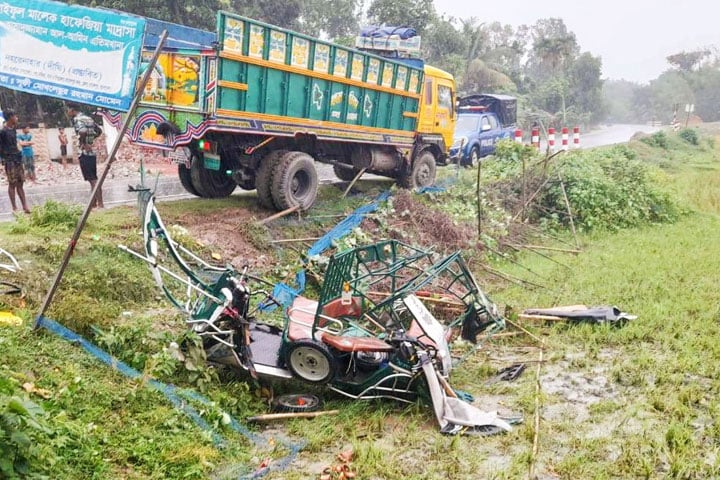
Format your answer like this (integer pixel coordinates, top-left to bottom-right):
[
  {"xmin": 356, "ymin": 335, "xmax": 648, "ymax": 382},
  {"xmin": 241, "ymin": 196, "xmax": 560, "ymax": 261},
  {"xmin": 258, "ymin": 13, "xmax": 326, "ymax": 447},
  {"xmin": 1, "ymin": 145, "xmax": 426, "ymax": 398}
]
[{"xmin": 435, "ymin": 0, "xmax": 719, "ymax": 83}]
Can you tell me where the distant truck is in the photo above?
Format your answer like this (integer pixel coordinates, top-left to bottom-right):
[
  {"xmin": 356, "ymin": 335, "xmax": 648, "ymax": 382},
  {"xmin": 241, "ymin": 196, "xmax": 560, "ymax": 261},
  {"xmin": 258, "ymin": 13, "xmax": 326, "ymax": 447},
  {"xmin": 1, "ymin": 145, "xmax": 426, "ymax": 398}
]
[
  {"xmin": 449, "ymin": 94, "xmax": 517, "ymax": 165},
  {"xmin": 105, "ymin": 15, "xmax": 456, "ymax": 211}
]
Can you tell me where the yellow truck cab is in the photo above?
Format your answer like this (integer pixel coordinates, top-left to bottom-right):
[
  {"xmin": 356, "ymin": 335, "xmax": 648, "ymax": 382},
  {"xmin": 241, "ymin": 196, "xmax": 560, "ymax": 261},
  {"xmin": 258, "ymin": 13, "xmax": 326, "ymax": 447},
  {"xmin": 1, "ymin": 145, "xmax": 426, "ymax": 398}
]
[{"xmin": 417, "ymin": 65, "xmax": 456, "ymax": 157}]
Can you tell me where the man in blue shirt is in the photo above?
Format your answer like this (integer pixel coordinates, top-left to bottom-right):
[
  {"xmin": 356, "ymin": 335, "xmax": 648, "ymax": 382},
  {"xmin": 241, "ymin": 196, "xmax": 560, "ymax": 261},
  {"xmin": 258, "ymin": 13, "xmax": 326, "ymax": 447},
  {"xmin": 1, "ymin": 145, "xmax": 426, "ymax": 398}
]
[{"xmin": 17, "ymin": 125, "xmax": 36, "ymax": 183}]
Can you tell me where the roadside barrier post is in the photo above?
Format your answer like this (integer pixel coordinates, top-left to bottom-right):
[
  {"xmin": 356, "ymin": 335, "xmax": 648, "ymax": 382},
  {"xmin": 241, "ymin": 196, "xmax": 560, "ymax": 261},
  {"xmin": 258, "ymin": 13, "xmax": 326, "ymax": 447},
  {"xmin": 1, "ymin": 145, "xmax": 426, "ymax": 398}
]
[
  {"xmin": 531, "ymin": 127, "xmax": 540, "ymax": 150},
  {"xmin": 573, "ymin": 126, "xmax": 580, "ymax": 149},
  {"xmin": 548, "ymin": 127, "xmax": 556, "ymax": 152},
  {"xmin": 561, "ymin": 127, "xmax": 569, "ymax": 151},
  {"xmin": 514, "ymin": 129, "xmax": 523, "ymax": 144}
]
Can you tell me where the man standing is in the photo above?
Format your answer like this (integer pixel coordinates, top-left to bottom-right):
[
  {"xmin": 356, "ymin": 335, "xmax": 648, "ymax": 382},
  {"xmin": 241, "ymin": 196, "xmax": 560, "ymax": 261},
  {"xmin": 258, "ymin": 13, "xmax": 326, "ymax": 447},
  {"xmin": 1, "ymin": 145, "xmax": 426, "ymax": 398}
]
[
  {"xmin": 17, "ymin": 125, "xmax": 36, "ymax": 183},
  {"xmin": 67, "ymin": 103, "xmax": 104, "ymax": 208},
  {"xmin": 58, "ymin": 128, "xmax": 68, "ymax": 168},
  {"xmin": 0, "ymin": 110, "xmax": 31, "ymax": 214}
]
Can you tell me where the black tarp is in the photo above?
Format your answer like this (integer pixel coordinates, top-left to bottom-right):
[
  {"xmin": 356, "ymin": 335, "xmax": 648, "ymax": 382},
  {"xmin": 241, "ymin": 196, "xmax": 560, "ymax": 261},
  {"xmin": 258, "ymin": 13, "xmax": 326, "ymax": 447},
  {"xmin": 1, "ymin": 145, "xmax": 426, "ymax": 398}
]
[{"xmin": 458, "ymin": 94, "xmax": 517, "ymax": 127}]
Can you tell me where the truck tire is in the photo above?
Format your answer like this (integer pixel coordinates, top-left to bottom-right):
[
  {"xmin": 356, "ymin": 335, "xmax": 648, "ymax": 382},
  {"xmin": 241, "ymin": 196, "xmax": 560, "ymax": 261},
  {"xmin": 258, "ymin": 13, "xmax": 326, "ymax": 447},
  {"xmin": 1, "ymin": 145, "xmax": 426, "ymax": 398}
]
[
  {"xmin": 255, "ymin": 150, "xmax": 287, "ymax": 209},
  {"xmin": 178, "ymin": 163, "xmax": 200, "ymax": 197},
  {"xmin": 398, "ymin": 150, "xmax": 437, "ymax": 189},
  {"xmin": 333, "ymin": 163, "xmax": 359, "ymax": 182},
  {"xmin": 271, "ymin": 151, "xmax": 319, "ymax": 211},
  {"xmin": 189, "ymin": 154, "xmax": 237, "ymax": 198}
]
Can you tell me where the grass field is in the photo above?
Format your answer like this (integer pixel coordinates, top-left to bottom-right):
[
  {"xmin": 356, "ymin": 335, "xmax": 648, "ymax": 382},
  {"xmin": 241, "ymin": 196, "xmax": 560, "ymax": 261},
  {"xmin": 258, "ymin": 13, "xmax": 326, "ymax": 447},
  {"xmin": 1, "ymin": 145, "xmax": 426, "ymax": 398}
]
[{"xmin": 2, "ymin": 126, "xmax": 719, "ymax": 479}]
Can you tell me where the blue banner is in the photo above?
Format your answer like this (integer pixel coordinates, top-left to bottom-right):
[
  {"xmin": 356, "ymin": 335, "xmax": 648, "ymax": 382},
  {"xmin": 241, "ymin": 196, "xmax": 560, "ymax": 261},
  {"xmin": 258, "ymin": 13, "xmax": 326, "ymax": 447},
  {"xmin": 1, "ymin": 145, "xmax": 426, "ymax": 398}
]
[{"xmin": 0, "ymin": 0, "xmax": 145, "ymax": 111}]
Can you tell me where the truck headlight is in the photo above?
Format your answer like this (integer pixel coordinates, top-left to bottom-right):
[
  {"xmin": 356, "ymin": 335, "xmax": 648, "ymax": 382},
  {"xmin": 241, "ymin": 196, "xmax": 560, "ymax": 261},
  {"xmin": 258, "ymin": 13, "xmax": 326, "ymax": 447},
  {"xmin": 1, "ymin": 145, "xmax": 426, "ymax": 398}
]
[{"xmin": 452, "ymin": 137, "xmax": 467, "ymax": 149}]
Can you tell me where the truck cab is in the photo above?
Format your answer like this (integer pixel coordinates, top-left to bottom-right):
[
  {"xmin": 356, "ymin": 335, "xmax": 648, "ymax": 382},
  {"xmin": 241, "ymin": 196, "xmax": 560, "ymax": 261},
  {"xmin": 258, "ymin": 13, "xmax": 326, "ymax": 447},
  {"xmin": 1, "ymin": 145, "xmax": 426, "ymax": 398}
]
[
  {"xmin": 449, "ymin": 94, "xmax": 517, "ymax": 166},
  {"xmin": 417, "ymin": 65, "xmax": 456, "ymax": 157}
]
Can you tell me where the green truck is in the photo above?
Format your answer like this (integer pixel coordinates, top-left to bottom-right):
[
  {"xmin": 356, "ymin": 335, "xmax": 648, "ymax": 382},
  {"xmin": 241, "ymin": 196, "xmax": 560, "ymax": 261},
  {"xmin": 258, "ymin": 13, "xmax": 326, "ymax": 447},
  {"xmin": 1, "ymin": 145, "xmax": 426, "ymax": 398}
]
[{"xmin": 105, "ymin": 13, "xmax": 457, "ymax": 211}]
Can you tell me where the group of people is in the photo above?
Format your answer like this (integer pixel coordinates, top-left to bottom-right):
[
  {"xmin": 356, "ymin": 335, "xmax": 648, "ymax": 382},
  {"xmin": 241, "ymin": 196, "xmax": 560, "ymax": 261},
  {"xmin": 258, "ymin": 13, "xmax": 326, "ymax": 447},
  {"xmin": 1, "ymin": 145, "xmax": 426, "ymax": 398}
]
[{"xmin": 0, "ymin": 104, "xmax": 103, "ymax": 215}]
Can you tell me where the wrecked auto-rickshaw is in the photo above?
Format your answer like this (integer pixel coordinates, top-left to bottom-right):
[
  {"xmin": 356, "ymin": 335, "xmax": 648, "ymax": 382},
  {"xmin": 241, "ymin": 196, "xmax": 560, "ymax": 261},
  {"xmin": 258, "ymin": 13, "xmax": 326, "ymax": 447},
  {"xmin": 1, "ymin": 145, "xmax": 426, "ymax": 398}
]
[{"xmin": 121, "ymin": 192, "xmax": 514, "ymax": 434}]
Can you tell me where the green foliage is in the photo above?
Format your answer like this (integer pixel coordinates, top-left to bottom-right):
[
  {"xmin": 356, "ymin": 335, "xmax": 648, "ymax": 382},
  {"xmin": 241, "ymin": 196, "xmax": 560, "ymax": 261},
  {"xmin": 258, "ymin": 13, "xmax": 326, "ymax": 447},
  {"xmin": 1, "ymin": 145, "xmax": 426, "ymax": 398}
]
[
  {"xmin": 0, "ymin": 375, "xmax": 52, "ymax": 479},
  {"xmin": 678, "ymin": 128, "xmax": 699, "ymax": 145},
  {"xmin": 640, "ymin": 131, "xmax": 669, "ymax": 149},
  {"xmin": 9, "ymin": 201, "xmax": 81, "ymax": 234},
  {"xmin": 538, "ymin": 146, "xmax": 681, "ymax": 231},
  {"xmin": 493, "ymin": 139, "xmax": 538, "ymax": 164},
  {"xmin": 94, "ymin": 320, "xmax": 219, "ymax": 392}
]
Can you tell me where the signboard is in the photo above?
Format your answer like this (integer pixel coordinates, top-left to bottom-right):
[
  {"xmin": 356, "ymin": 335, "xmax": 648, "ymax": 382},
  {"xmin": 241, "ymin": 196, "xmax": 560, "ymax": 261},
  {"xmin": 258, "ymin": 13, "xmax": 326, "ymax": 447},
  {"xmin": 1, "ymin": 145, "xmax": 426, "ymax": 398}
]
[{"xmin": 0, "ymin": 0, "xmax": 145, "ymax": 111}]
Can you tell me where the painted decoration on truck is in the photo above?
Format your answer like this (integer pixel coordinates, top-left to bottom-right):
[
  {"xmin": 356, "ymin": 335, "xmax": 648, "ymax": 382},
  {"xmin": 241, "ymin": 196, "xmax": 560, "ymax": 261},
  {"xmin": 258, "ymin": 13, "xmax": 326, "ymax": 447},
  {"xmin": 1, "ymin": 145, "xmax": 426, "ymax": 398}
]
[
  {"xmin": 395, "ymin": 66, "xmax": 407, "ymax": 91},
  {"xmin": 367, "ymin": 58, "xmax": 380, "ymax": 84},
  {"xmin": 381, "ymin": 63, "xmax": 394, "ymax": 88},
  {"xmin": 311, "ymin": 83, "xmax": 324, "ymax": 110},
  {"xmin": 291, "ymin": 37, "xmax": 309, "ymax": 68},
  {"xmin": 223, "ymin": 17, "xmax": 244, "ymax": 54},
  {"xmin": 141, "ymin": 52, "xmax": 200, "ymax": 108},
  {"xmin": 313, "ymin": 44, "xmax": 330, "ymax": 73},
  {"xmin": 363, "ymin": 94, "xmax": 373, "ymax": 118},
  {"xmin": 333, "ymin": 49, "xmax": 348, "ymax": 77},
  {"xmin": 205, "ymin": 57, "xmax": 217, "ymax": 112},
  {"xmin": 248, "ymin": 25, "xmax": 264, "ymax": 59},
  {"xmin": 347, "ymin": 90, "xmax": 359, "ymax": 121},
  {"xmin": 408, "ymin": 70, "xmax": 420, "ymax": 93},
  {"xmin": 268, "ymin": 30, "xmax": 286, "ymax": 63},
  {"xmin": 351, "ymin": 54, "xmax": 364, "ymax": 81},
  {"xmin": 0, "ymin": 0, "xmax": 145, "ymax": 111}
]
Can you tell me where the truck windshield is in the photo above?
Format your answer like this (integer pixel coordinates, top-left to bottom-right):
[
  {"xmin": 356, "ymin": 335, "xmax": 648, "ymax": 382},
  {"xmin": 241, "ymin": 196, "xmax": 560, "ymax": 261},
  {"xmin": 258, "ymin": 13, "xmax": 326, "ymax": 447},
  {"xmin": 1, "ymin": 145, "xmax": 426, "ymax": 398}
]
[{"xmin": 456, "ymin": 115, "xmax": 480, "ymax": 132}]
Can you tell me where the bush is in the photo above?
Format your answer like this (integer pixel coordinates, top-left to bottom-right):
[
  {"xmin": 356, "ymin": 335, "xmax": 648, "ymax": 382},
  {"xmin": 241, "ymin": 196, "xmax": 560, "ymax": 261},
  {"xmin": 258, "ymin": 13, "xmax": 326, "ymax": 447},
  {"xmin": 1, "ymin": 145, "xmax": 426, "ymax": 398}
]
[
  {"xmin": 678, "ymin": 128, "xmax": 699, "ymax": 146},
  {"xmin": 10, "ymin": 201, "xmax": 81, "ymax": 234},
  {"xmin": 640, "ymin": 131, "xmax": 669, "ymax": 149},
  {"xmin": 537, "ymin": 146, "xmax": 680, "ymax": 232}
]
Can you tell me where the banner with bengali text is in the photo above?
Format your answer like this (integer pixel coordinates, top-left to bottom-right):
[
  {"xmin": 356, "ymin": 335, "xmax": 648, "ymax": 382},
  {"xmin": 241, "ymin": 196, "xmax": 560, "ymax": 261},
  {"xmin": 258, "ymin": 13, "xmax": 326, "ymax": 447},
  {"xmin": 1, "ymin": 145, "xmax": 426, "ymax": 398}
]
[{"xmin": 0, "ymin": 0, "xmax": 145, "ymax": 111}]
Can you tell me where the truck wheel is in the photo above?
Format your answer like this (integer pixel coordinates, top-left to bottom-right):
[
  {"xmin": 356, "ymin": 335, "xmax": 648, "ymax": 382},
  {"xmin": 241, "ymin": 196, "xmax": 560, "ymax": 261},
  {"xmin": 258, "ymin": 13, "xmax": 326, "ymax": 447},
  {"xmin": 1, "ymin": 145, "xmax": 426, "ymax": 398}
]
[
  {"xmin": 255, "ymin": 150, "xmax": 287, "ymax": 209},
  {"xmin": 271, "ymin": 151, "xmax": 319, "ymax": 211},
  {"xmin": 178, "ymin": 163, "xmax": 200, "ymax": 197},
  {"xmin": 398, "ymin": 150, "xmax": 437, "ymax": 189},
  {"xmin": 333, "ymin": 163, "xmax": 359, "ymax": 182},
  {"xmin": 190, "ymin": 155, "xmax": 237, "ymax": 198}
]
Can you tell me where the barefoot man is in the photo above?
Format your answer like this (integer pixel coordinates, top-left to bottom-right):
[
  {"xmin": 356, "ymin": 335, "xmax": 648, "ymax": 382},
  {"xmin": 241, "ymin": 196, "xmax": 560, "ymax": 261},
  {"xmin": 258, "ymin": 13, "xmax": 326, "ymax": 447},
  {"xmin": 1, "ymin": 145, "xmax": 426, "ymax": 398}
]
[{"xmin": 0, "ymin": 110, "xmax": 30, "ymax": 214}]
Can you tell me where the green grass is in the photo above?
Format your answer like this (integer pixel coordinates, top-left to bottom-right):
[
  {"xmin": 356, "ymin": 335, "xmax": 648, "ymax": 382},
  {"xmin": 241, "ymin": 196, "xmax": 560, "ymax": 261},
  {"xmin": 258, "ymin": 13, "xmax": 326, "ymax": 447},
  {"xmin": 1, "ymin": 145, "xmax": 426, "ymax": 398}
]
[{"xmin": 2, "ymin": 126, "xmax": 720, "ymax": 478}]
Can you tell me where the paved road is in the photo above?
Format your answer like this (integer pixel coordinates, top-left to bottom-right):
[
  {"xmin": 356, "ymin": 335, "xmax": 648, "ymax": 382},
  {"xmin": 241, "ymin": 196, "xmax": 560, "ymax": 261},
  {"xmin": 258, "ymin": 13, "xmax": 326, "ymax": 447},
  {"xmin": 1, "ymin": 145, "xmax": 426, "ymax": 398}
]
[{"xmin": 0, "ymin": 124, "xmax": 662, "ymax": 222}]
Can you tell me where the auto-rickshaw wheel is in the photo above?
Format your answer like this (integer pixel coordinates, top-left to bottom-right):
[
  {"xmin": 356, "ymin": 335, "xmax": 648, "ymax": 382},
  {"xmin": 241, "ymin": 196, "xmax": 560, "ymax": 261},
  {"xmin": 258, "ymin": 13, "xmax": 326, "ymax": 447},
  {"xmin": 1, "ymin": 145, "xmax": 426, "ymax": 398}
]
[
  {"xmin": 285, "ymin": 339, "xmax": 337, "ymax": 384},
  {"xmin": 272, "ymin": 393, "xmax": 322, "ymax": 413}
]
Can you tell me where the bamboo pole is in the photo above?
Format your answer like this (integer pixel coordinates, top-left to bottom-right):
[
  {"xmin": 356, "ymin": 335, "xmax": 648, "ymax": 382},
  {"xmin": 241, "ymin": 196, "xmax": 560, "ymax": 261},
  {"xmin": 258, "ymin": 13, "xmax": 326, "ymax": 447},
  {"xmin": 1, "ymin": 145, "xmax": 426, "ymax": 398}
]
[
  {"xmin": 34, "ymin": 31, "xmax": 169, "ymax": 329},
  {"xmin": 269, "ymin": 237, "xmax": 321, "ymax": 244},
  {"xmin": 557, "ymin": 171, "xmax": 580, "ymax": 250},
  {"xmin": 512, "ymin": 244, "xmax": 580, "ymax": 254},
  {"xmin": 257, "ymin": 205, "xmax": 300, "ymax": 225},
  {"xmin": 342, "ymin": 167, "xmax": 367, "ymax": 198},
  {"xmin": 480, "ymin": 264, "xmax": 547, "ymax": 290},
  {"xmin": 529, "ymin": 348, "xmax": 544, "ymax": 480},
  {"xmin": 477, "ymin": 150, "xmax": 483, "ymax": 238},
  {"xmin": 247, "ymin": 409, "xmax": 340, "ymax": 422}
]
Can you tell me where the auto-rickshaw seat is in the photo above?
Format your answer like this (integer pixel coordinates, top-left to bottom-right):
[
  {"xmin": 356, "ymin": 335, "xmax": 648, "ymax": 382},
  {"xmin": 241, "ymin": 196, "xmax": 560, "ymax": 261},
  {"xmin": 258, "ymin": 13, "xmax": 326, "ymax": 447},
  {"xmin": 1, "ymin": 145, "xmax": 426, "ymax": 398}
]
[
  {"xmin": 321, "ymin": 333, "xmax": 394, "ymax": 352},
  {"xmin": 286, "ymin": 296, "xmax": 363, "ymax": 341}
]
